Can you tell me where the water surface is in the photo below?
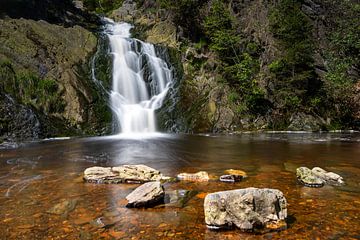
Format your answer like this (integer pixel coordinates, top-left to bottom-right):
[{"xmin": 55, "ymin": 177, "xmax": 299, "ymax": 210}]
[{"xmin": 0, "ymin": 133, "xmax": 359, "ymax": 239}]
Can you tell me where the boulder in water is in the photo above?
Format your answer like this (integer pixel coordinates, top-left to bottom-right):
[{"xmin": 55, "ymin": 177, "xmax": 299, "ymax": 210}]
[
  {"xmin": 296, "ymin": 166, "xmax": 344, "ymax": 187},
  {"xmin": 126, "ymin": 182, "xmax": 165, "ymax": 208},
  {"xmin": 224, "ymin": 169, "xmax": 247, "ymax": 177},
  {"xmin": 204, "ymin": 188, "xmax": 287, "ymax": 232},
  {"xmin": 83, "ymin": 164, "xmax": 164, "ymax": 184},
  {"xmin": 311, "ymin": 167, "xmax": 344, "ymax": 185},
  {"xmin": 177, "ymin": 171, "xmax": 209, "ymax": 182},
  {"xmin": 219, "ymin": 175, "xmax": 243, "ymax": 183},
  {"xmin": 296, "ymin": 167, "xmax": 324, "ymax": 187}
]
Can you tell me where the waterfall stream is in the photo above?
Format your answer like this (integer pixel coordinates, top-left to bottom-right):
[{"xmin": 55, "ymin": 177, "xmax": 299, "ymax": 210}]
[{"xmin": 104, "ymin": 18, "xmax": 173, "ymax": 134}]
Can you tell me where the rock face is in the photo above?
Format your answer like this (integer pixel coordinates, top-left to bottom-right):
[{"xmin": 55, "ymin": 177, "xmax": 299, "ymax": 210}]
[
  {"xmin": 126, "ymin": 182, "xmax": 165, "ymax": 208},
  {"xmin": 0, "ymin": 17, "xmax": 111, "ymax": 141},
  {"xmin": 177, "ymin": 171, "xmax": 209, "ymax": 182},
  {"xmin": 83, "ymin": 165, "xmax": 163, "ymax": 184},
  {"xmin": 204, "ymin": 188, "xmax": 287, "ymax": 231},
  {"xmin": 297, "ymin": 167, "xmax": 344, "ymax": 187}
]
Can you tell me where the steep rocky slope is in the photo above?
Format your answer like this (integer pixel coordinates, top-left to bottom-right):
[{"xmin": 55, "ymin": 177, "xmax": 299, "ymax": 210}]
[{"xmin": 0, "ymin": 1, "xmax": 111, "ymax": 141}]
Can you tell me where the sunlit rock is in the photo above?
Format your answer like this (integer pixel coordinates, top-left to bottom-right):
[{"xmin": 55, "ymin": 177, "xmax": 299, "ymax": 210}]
[
  {"xmin": 296, "ymin": 166, "xmax": 344, "ymax": 187},
  {"xmin": 204, "ymin": 188, "xmax": 287, "ymax": 232},
  {"xmin": 126, "ymin": 182, "xmax": 165, "ymax": 208},
  {"xmin": 177, "ymin": 171, "xmax": 209, "ymax": 182},
  {"xmin": 296, "ymin": 167, "xmax": 324, "ymax": 187},
  {"xmin": 311, "ymin": 167, "xmax": 344, "ymax": 185},
  {"xmin": 224, "ymin": 169, "xmax": 247, "ymax": 177},
  {"xmin": 83, "ymin": 164, "xmax": 164, "ymax": 184}
]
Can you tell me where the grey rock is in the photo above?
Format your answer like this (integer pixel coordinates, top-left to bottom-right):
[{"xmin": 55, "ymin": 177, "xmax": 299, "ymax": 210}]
[
  {"xmin": 311, "ymin": 167, "xmax": 344, "ymax": 185},
  {"xmin": 296, "ymin": 167, "xmax": 324, "ymax": 187},
  {"xmin": 288, "ymin": 112, "xmax": 326, "ymax": 131},
  {"xmin": 83, "ymin": 164, "xmax": 164, "ymax": 184},
  {"xmin": 296, "ymin": 167, "xmax": 344, "ymax": 187},
  {"xmin": 177, "ymin": 171, "xmax": 209, "ymax": 182},
  {"xmin": 126, "ymin": 181, "xmax": 164, "ymax": 208},
  {"xmin": 204, "ymin": 188, "xmax": 287, "ymax": 231}
]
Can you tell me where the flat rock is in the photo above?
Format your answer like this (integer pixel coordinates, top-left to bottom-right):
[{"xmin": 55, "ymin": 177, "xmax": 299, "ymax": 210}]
[
  {"xmin": 204, "ymin": 188, "xmax": 287, "ymax": 232},
  {"xmin": 219, "ymin": 175, "xmax": 243, "ymax": 183},
  {"xmin": 296, "ymin": 167, "xmax": 324, "ymax": 187},
  {"xmin": 177, "ymin": 171, "xmax": 209, "ymax": 182},
  {"xmin": 126, "ymin": 182, "xmax": 165, "ymax": 208},
  {"xmin": 83, "ymin": 164, "xmax": 163, "ymax": 184},
  {"xmin": 224, "ymin": 169, "xmax": 247, "ymax": 177}
]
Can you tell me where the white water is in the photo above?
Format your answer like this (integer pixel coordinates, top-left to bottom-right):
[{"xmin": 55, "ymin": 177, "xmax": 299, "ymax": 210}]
[{"xmin": 104, "ymin": 19, "xmax": 172, "ymax": 134}]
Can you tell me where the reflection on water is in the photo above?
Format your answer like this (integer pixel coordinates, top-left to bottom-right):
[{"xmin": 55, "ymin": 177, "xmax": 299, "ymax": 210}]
[{"xmin": 0, "ymin": 133, "xmax": 359, "ymax": 239}]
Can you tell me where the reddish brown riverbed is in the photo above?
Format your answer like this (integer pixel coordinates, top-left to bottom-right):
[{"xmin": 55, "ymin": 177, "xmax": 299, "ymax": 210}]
[{"xmin": 0, "ymin": 133, "xmax": 359, "ymax": 239}]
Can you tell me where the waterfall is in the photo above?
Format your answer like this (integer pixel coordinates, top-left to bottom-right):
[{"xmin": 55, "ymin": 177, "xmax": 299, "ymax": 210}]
[{"xmin": 104, "ymin": 18, "xmax": 173, "ymax": 134}]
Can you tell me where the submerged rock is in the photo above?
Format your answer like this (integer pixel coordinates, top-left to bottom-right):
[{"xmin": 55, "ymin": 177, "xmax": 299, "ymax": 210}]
[
  {"xmin": 296, "ymin": 167, "xmax": 344, "ymax": 187},
  {"xmin": 47, "ymin": 199, "xmax": 77, "ymax": 216},
  {"xmin": 163, "ymin": 190, "xmax": 198, "ymax": 208},
  {"xmin": 177, "ymin": 171, "xmax": 209, "ymax": 182},
  {"xmin": 219, "ymin": 175, "xmax": 243, "ymax": 183},
  {"xmin": 126, "ymin": 182, "xmax": 165, "ymax": 208},
  {"xmin": 296, "ymin": 167, "xmax": 324, "ymax": 187},
  {"xmin": 83, "ymin": 165, "xmax": 164, "ymax": 184},
  {"xmin": 204, "ymin": 188, "xmax": 287, "ymax": 232}
]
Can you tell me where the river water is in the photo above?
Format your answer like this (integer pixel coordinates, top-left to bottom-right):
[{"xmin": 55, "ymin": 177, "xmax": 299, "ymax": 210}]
[{"xmin": 0, "ymin": 133, "xmax": 359, "ymax": 239}]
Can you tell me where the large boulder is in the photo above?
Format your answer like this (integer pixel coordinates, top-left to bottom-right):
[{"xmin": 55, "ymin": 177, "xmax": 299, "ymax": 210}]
[
  {"xmin": 83, "ymin": 165, "xmax": 164, "ymax": 184},
  {"xmin": 204, "ymin": 188, "xmax": 287, "ymax": 232},
  {"xmin": 126, "ymin": 182, "xmax": 164, "ymax": 208}
]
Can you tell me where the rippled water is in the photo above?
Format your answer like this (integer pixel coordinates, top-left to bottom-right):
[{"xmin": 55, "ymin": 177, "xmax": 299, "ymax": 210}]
[{"xmin": 0, "ymin": 133, "xmax": 359, "ymax": 239}]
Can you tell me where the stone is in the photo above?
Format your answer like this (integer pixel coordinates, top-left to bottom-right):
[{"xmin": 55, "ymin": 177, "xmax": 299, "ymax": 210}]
[
  {"xmin": 219, "ymin": 175, "xmax": 243, "ymax": 183},
  {"xmin": 224, "ymin": 169, "xmax": 247, "ymax": 177},
  {"xmin": 126, "ymin": 182, "xmax": 165, "ymax": 208},
  {"xmin": 296, "ymin": 167, "xmax": 324, "ymax": 187},
  {"xmin": 204, "ymin": 188, "xmax": 287, "ymax": 232},
  {"xmin": 83, "ymin": 165, "xmax": 164, "ymax": 184},
  {"xmin": 47, "ymin": 199, "xmax": 77, "ymax": 216},
  {"xmin": 288, "ymin": 112, "xmax": 326, "ymax": 131},
  {"xmin": 311, "ymin": 167, "xmax": 344, "ymax": 185},
  {"xmin": 163, "ymin": 190, "xmax": 198, "ymax": 208},
  {"xmin": 177, "ymin": 171, "xmax": 209, "ymax": 182}
]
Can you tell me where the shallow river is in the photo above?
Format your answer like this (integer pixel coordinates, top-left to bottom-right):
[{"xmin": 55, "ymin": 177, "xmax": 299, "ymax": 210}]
[{"xmin": 0, "ymin": 133, "xmax": 359, "ymax": 239}]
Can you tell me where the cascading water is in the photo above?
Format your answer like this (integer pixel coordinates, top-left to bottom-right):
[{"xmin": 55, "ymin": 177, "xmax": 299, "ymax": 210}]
[{"xmin": 104, "ymin": 18, "xmax": 173, "ymax": 134}]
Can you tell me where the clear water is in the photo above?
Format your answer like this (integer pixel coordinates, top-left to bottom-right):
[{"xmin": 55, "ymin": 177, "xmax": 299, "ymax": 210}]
[
  {"xmin": 0, "ymin": 133, "xmax": 359, "ymax": 239},
  {"xmin": 105, "ymin": 18, "xmax": 173, "ymax": 134}
]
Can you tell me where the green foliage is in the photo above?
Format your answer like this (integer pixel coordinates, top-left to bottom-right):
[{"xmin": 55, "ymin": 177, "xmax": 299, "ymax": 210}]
[
  {"xmin": 83, "ymin": 0, "xmax": 124, "ymax": 14},
  {"xmin": 0, "ymin": 60, "xmax": 65, "ymax": 114},
  {"xmin": 269, "ymin": 0, "xmax": 318, "ymax": 110},
  {"xmin": 156, "ymin": 0, "xmax": 208, "ymax": 40}
]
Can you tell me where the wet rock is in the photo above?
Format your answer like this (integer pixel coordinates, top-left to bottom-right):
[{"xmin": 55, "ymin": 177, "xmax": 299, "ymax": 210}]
[
  {"xmin": 177, "ymin": 171, "xmax": 209, "ymax": 182},
  {"xmin": 163, "ymin": 190, "xmax": 198, "ymax": 208},
  {"xmin": 311, "ymin": 167, "xmax": 344, "ymax": 185},
  {"xmin": 219, "ymin": 175, "xmax": 243, "ymax": 183},
  {"xmin": 296, "ymin": 167, "xmax": 324, "ymax": 187},
  {"xmin": 90, "ymin": 217, "xmax": 117, "ymax": 229},
  {"xmin": 47, "ymin": 199, "xmax": 77, "ymax": 216},
  {"xmin": 296, "ymin": 167, "xmax": 344, "ymax": 187},
  {"xmin": 83, "ymin": 165, "xmax": 164, "ymax": 184},
  {"xmin": 224, "ymin": 169, "xmax": 247, "ymax": 177},
  {"xmin": 204, "ymin": 188, "xmax": 287, "ymax": 232},
  {"xmin": 126, "ymin": 182, "xmax": 165, "ymax": 208}
]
